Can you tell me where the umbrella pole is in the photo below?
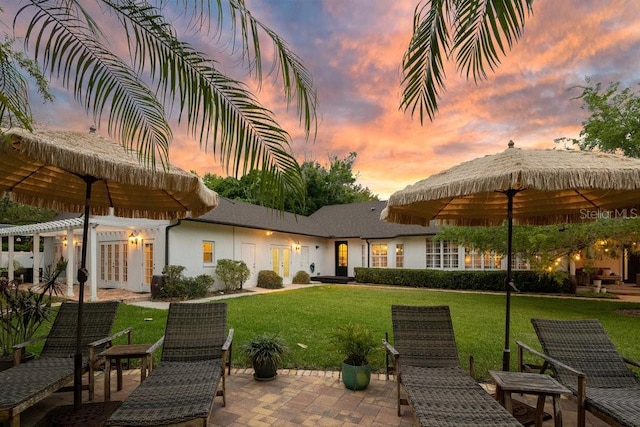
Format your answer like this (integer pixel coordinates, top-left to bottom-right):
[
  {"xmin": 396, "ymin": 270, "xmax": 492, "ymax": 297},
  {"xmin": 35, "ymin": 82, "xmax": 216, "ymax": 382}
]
[
  {"xmin": 503, "ymin": 189, "xmax": 517, "ymax": 372},
  {"xmin": 74, "ymin": 177, "xmax": 95, "ymax": 410}
]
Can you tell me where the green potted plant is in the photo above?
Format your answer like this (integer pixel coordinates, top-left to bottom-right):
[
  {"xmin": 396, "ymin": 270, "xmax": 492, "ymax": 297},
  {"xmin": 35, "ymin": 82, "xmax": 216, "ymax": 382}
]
[
  {"xmin": 330, "ymin": 323, "xmax": 378, "ymax": 390},
  {"xmin": 0, "ymin": 258, "xmax": 66, "ymax": 370},
  {"xmin": 242, "ymin": 333, "xmax": 288, "ymax": 381}
]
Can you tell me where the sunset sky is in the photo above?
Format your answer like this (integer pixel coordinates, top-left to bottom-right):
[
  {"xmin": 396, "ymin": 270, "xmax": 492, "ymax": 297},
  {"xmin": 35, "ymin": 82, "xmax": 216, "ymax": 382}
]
[{"xmin": 16, "ymin": 1, "xmax": 640, "ymax": 199}]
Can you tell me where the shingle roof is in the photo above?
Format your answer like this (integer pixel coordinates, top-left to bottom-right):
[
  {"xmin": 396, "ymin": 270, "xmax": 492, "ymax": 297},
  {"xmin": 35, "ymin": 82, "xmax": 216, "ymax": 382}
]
[
  {"xmin": 189, "ymin": 199, "xmax": 436, "ymax": 239},
  {"xmin": 309, "ymin": 200, "xmax": 438, "ymax": 238},
  {"xmin": 187, "ymin": 198, "xmax": 327, "ymax": 237}
]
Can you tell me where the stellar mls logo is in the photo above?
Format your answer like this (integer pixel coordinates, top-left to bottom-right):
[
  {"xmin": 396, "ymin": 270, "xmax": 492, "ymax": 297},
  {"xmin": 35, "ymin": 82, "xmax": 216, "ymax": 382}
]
[{"xmin": 580, "ymin": 208, "xmax": 638, "ymax": 219}]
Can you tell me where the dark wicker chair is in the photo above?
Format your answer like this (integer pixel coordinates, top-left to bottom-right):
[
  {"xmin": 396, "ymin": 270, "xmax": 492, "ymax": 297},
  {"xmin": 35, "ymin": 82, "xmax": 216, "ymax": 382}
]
[
  {"xmin": 0, "ymin": 300, "xmax": 120, "ymax": 427},
  {"xmin": 106, "ymin": 301, "xmax": 233, "ymax": 427},
  {"xmin": 517, "ymin": 318, "xmax": 640, "ymax": 427},
  {"xmin": 383, "ymin": 305, "xmax": 522, "ymax": 426}
]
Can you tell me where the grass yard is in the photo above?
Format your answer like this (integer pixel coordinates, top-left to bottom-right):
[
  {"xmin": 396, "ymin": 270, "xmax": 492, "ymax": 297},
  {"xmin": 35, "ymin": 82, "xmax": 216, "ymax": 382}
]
[{"xmin": 99, "ymin": 284, "xmax": 640, "ymax": 381}]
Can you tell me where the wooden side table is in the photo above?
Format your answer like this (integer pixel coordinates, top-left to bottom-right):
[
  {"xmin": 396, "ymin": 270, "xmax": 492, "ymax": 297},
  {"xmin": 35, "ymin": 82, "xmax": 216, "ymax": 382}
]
[
  {"xmin": 100, "ymin": 343, "xmax": 155, "ymax": 401},
  {"xmin": 489, "ymin": 370, "xmax": 571, "ymax": 427}
]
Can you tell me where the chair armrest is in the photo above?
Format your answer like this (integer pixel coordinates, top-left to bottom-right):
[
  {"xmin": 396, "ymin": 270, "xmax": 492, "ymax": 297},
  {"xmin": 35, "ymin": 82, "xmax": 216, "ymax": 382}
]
[
  {"xmin": 90, "ymin": 327, "xmax": 133, "ymax": 349},
  {"xmin": 146, "ymin": 335, "xmax": 165, "ymax": 355},
  {"xmin": 382, "ymin": 339, "xmax": 399, "ymax": 381},
  {"xmin": 382, "ymin": 339, "xmax": 399, "ymax": 358},
  {"xmin": 623, "ymin": 356, "xmax": 640, "ymax": 369},
  {"xmin": 222, "ymin": 328, "xmax": 234, "ymax": 351},
  {"xmin": 516, "ymin": 341, "xmax": 585, "ymax": 377},
  {"xmin": 12, "ymin": 334, "xmax": 48, "ymax": 363}
]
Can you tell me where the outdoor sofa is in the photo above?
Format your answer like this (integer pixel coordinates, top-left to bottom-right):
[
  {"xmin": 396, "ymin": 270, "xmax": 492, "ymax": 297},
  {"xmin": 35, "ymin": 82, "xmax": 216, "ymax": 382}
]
[{"xmin": 383, "ymin": 305, "xmax": 522, "ymax": 426}]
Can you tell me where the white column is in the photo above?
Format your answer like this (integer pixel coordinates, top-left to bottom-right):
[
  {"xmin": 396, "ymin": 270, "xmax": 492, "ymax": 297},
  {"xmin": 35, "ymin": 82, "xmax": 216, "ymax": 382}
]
[
  {"xmin": 65, "ymin": 229, "xmax": 75, "ymax": 297},
  {"xmin": 89, "ymin": 225, "xmax": 98, "ymax": 301},
  {"xmin": 0, "ymin": 236, "xmax": 4, "ymax": 270},
  {"xmin": 8, "ymin": 236, "xmax": 14, "ymax": 280},
  {"xmin": 32, "ymin": 233, "xmax": 40, "ymax": 286}
]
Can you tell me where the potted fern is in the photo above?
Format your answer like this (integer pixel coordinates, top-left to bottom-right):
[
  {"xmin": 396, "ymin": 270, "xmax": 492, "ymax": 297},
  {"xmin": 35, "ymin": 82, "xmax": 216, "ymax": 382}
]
[
  {"xmin": 242, "ymin": 333, "xmax": 288, "ymax": 381},
  {"xmin": 330, "ymin": 323, "xmax": 377, "ymax": 390}
]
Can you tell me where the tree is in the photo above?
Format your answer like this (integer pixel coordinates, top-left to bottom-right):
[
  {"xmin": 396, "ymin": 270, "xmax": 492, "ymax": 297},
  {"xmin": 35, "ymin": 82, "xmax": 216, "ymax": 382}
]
[
  {"xmin": 202, "ymin": 152, "xmax": 378, "ymax": 215},
  {"xmin": 556, "ymin": 78, "xmax": 640, "ymax": 157},
  {"xmin": 0, "ymin": 196, "xmax": 56, "ymax": 226},
  {"xmin": 401, "ymin": 0, "xmax": 533, "ymax": 122},
  {"xmin": 3, "ymin": 1, "xmax": 317, "ymax": 209},
  {"xmin": 436, "ymin": 217, "xmax": 640, "ymax": 274}
]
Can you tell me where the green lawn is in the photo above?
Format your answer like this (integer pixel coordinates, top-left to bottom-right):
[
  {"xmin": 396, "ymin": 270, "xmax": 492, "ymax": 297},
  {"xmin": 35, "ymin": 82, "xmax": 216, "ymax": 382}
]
[{"xmin": 38, "ymin": 285, "xmax": 640, "ymax": 382}]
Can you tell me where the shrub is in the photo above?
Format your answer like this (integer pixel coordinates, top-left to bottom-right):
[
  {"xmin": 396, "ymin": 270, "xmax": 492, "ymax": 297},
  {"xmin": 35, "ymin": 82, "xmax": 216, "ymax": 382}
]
[
  {"xmin": 292, "ymin": 270, "xmax": 310, "ymax": 284},
  {"xmin": 182, "ymin": 274, "xmax": 214, "ymax": 299},
  {"xmin": 257, "ymin": 270, "xmax": 283, "ymax": 289},
  {"xmin": 215, "ymin": 259, "xmax": 250, "ymax": 291},
  {"xmin": 353, "ymin": 267, "xmax": 570, "ymax": 293},
  {"xmin": 158, "ymin": 265, "xmax": 213, "ymax": 300}
]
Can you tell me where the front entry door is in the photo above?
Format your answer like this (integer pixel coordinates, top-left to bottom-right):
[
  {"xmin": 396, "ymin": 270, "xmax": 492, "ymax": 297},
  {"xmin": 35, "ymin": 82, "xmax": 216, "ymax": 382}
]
[{"xmin": 335, "ymin": 241, "xmax": 348, "ymax": 276}]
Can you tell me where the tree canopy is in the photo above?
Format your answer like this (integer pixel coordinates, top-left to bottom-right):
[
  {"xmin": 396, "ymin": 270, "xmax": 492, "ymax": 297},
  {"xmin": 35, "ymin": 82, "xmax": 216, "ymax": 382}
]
[
  {"xmin": 556, "ymin": 78, "xmax": 640, "ymax": 157},
  {"xmin": 202, "ymin": 152, "xmax": 378, "ymax": 216}
]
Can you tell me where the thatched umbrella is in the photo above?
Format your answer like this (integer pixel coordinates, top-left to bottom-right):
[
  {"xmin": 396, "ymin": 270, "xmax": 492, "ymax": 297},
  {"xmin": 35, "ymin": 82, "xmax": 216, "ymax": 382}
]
[
  {"xmin": 382, "ymin": 141, "xmax": 640, "ymax": 371},
  {"xmin": 0, "ymin": 127, "xmax": 218, "ymax": 410}
]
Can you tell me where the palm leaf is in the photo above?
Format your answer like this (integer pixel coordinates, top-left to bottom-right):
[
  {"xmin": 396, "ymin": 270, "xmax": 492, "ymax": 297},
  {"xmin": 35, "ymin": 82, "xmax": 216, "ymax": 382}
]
[
  {"xmin": 19, "ymin": 0, "xmax": 171, "ymax": 166},
  {"xmin": 108, "ymin": 1, "xmax": 306, "ymax": 204},
  {"xmin": 401, "ymin": 0, "xmax": 533, "ymax": 123}
]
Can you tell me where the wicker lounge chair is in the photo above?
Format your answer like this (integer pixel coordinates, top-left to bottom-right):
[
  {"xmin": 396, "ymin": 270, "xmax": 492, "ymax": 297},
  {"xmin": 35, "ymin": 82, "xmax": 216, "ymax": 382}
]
[
  {"xmin": 106, "ymin": 301, "xmax": 233, "ymax": 427},
  {"xmin": 383, "ymin": 305, "xmax": 522, "ymax": 426},
  {"xmin": 517, "ymin": 318, "xmax": 640, "ymax": 427},
  {"xmin": 0, "ymin": 300, "xmax": 120, "ymax": 427}
]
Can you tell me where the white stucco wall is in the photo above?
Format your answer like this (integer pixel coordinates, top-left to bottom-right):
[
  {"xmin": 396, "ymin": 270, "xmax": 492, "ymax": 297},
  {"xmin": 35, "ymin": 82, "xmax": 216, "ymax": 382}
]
[{"xmin": 167, "ymin": 221, "xmax": 326, "ymax": 288}]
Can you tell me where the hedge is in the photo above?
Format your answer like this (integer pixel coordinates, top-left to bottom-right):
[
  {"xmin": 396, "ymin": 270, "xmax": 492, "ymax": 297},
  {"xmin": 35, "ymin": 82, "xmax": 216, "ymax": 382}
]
[{"xmin": 353, "ymin": 268, "xmax": 570, "ymax": 294}]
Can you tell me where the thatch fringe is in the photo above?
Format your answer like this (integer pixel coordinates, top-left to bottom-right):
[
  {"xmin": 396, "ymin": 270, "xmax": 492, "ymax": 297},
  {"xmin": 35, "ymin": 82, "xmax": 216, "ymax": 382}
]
[
  {"xmin": 384, "ymin": 146, "xmax": 640, "ymax": 226},
  {"xmin": 0, "ymin": 128, "xmax": 218, "ymax": 219}
]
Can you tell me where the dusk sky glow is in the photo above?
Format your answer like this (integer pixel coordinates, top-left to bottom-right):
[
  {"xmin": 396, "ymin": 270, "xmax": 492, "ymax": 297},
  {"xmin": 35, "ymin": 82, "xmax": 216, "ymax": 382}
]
[{"xmin": 13, "ymin": 1, "xmax": 640, "ymax": 200}]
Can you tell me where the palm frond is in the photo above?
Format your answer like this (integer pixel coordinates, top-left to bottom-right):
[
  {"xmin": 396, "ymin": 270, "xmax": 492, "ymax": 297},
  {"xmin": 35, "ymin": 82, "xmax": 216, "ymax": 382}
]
[
  {"xmin": 227, "ymin": 0, "xmax": 317, "ymax": 140},
  {"xmin": 401, "ymin": 0, "xmax": 533, "ymax": 123},
  {"xmin": 401, "ymin": 0, "xmax": 450, "ymax": 123},
  {"xmin": 19, "ymin": 0, "xmax": 172, "ymax": 166},
  {"xmin": 108, "ymin": 1, "xmax": 305, "ymax": 205},
  {"xmin": 0, "ymin": 37, "xmax": 53, "ymax": 130},
  {"xmin": 453, "ymin": 0, "xmax": 532, "ymax": 81},
  {"xmin": 0, "ymin": 51, "xmax": 34, "ymax": 130}
]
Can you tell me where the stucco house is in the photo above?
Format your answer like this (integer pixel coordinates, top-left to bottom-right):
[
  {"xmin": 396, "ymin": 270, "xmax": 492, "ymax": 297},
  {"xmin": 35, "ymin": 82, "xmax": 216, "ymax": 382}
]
[{"xmin": 0, "ymin": 198, "xmax": 628, "ymax": 300}]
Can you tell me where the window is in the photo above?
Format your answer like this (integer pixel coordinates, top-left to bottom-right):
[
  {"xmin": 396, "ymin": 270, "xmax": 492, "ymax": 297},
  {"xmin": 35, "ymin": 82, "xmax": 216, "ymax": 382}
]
[
  {"xmin": 395, "ymin": 244, "xmax": 404, "ymax": 268},
  {"xmin": 203, "ymin": 241, "xmax": 214, "ymax": 264},
  {"xmin": 426, "ymin": 238, "xmax": 459, "ymax": 269},
  {"xmin": 371, "ymin": 244, "xmax": 388, "ymax": 267},
  {"xmin": 511, "ymin": 255, "xmax": 530, "ymax": 270},
  {"xmin": 464, "ymin": 249, "xmax": 501, "ymax": 270}
]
